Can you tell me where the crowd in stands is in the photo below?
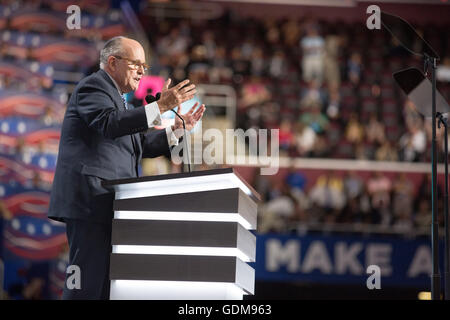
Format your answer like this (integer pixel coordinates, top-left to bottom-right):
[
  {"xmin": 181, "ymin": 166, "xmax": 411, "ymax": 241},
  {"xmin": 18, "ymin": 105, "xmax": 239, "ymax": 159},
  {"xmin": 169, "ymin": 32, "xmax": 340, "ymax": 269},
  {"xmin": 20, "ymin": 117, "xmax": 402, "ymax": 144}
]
[
  {"xmin": 141, "ymin": 13, "xmax": 450, "ymax": 163},
  {"xmin": 252, "ymin": 168, "xmax": 440, "ymax": 235},
  {"xmin": 137, "ymin": 11, "xmax": 450, "ymax": 234}
]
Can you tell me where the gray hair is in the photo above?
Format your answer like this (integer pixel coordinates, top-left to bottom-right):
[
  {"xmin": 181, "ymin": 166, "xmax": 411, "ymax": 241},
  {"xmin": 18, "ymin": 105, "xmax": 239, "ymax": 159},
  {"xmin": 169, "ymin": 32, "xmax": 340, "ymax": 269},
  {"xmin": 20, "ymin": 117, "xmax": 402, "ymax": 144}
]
[{"xmin": 99, "ymin": 36, "xmax": 126, "ymax": 69}]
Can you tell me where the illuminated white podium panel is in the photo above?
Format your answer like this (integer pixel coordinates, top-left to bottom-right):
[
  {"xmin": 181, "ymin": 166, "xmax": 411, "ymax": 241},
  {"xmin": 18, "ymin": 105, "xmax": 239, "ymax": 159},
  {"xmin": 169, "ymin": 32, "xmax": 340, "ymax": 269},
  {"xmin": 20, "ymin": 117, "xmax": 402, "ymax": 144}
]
[{"xmin": 102, "ymin": 168, "xmax": 260, "ymax": 300}]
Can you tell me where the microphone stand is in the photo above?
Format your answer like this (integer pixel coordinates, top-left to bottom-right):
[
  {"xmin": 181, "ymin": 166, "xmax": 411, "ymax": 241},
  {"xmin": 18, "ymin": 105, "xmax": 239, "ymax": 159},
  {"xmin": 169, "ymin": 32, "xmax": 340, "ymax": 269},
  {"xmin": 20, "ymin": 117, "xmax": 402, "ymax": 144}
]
[
  {"xmin": 145, "ymin": 93, "xmax": 192, "ymax": 173},
  {"xmin": 437, "ymin": 111, "xmax": 449, "ymax": 300},
  {"xmin": 171, "ymin": 109, "xmax": 192, "ymax": 173}
]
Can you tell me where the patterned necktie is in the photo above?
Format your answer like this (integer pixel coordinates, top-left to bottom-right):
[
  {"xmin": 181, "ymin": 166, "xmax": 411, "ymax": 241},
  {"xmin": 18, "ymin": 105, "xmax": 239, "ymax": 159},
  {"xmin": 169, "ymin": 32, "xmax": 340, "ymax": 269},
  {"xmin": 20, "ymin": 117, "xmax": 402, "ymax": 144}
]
[{"xmin": 121, "ymin": 94, "xmax": 128, "ymax": 110}]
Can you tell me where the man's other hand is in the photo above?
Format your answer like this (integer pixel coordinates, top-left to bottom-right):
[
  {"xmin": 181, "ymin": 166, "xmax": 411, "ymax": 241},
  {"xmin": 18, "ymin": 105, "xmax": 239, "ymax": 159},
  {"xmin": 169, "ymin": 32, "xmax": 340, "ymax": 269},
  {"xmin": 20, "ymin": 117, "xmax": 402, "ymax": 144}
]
[{"xmin": 172, "ymin": 102, "xmax": 206, "ymax": 138}]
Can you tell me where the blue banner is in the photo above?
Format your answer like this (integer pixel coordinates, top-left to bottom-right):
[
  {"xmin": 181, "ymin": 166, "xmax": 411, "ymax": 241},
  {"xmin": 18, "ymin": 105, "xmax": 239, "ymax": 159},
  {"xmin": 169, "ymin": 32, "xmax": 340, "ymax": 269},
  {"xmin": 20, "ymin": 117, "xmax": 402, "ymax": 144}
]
[{"xmin": 253, "ymin": 233, "xmax": 444, "ymax": 288}]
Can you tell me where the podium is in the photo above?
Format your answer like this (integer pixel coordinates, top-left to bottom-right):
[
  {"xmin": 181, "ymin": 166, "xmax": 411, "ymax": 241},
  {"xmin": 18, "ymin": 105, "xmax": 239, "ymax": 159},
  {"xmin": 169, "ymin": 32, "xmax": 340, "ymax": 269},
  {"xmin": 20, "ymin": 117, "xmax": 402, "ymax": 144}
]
[{"xmin": 102, "ymin": 168, "xmax": 260, "ymax": 300}]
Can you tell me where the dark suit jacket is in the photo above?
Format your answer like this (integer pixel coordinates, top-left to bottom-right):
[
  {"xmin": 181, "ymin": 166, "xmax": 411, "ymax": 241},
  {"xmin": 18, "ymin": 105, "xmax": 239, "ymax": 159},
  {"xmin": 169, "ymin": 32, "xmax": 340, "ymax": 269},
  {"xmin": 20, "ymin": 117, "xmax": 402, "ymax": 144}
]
[{"xmin": 48, "ymin": 69, "xmax": 170, "ymax": 224}]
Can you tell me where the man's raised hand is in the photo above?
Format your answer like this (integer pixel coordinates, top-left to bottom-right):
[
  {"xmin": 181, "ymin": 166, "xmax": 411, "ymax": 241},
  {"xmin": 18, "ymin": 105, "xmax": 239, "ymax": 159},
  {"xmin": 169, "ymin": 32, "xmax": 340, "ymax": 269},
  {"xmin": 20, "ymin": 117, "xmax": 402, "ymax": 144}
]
[{"xmin": 157, "ymin": 78, "xmax": 197, "ymax": 113}]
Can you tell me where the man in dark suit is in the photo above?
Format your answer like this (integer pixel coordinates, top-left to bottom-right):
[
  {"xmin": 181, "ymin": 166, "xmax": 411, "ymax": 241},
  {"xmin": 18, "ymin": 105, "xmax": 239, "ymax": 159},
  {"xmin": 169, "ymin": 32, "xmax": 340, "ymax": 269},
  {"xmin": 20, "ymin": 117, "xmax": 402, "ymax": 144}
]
[{"xmin": 48, "ymin": 36, "xmax": 205, "ymax": 299}]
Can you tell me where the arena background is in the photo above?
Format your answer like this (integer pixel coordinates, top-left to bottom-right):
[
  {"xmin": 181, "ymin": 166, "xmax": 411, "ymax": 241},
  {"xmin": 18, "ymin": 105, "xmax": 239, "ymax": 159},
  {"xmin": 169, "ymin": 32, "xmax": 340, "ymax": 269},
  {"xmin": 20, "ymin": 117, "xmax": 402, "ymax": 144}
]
[{"xmin": 1, "ymin": 0, "xmax": 450, "ymax": 300}]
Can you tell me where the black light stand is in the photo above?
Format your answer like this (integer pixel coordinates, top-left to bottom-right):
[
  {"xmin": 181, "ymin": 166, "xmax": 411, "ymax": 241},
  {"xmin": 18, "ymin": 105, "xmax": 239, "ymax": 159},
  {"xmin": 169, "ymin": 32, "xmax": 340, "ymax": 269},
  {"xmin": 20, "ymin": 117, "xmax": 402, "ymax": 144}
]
[
  {"xmin": 426, "ymin": 54, "xmax": 441, "ymax": 300},
  {"xmin": 383, "ymin": 11, "xmax": 444, "ymax": 299},
  {"xmin": 437, "ymin": 111, "xmax": 450, "ymax": 300}
]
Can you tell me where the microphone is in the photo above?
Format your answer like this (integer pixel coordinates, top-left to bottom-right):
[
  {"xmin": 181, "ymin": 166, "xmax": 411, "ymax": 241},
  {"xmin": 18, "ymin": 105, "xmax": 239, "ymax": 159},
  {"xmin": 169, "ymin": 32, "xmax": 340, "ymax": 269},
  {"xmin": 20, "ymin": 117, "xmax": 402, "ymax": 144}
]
[
  {"xmin": 145, "ymin": 93, "xmax": 191, "ymax": 173},
  {"xmin": 145, "ymin": 92, "xmax": 161, "ymax": 103}
]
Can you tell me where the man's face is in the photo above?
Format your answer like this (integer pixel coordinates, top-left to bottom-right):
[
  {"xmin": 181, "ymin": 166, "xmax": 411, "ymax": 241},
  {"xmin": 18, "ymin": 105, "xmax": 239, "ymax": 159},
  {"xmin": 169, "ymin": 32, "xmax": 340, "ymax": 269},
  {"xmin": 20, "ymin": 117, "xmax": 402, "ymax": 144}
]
[{"xmin": 108, "ymin": 39, "xmax": 146, "ymax": 93}]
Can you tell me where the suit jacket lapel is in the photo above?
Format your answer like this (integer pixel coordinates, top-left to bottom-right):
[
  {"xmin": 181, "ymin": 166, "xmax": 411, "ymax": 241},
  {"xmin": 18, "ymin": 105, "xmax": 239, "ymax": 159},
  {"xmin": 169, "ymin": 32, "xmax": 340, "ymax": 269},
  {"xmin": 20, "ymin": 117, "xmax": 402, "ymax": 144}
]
[
  {"xmin": 98, "ymin": 69, "xmax": 142, "ymax": 165},
  {"xmin": 97, "ymin": 69, "xmax": 125, "ymax": 111}
]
